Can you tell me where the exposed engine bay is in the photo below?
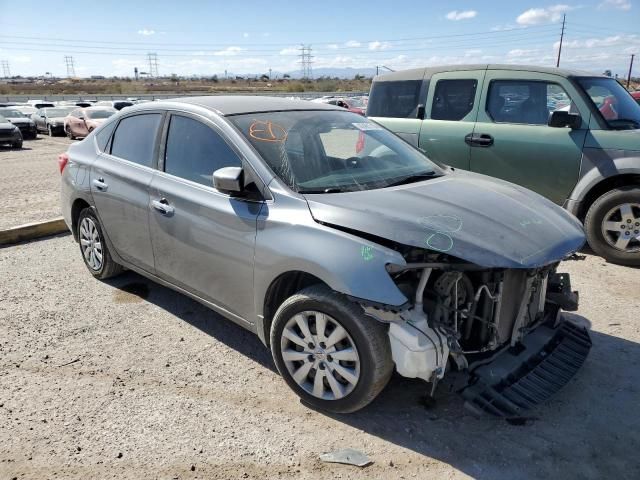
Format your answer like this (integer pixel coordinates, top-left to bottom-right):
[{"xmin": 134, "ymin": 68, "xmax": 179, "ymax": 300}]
[{"xmin": 362, "ymin": 248, "xmax": 591, "ymax": 416}]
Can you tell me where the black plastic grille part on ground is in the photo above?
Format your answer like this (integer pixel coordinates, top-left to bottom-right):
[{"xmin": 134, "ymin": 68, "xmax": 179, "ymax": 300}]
[{"xmin": 462, "ymin": 320, "xmax": 592, "ymax": 417}]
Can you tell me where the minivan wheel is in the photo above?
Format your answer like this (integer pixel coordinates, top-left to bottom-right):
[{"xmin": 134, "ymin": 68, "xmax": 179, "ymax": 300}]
[
  {"xmin": 270, "ymin": 285, "xmax": 393, "ymax": 413},
  {"xmin": 584, "ymin": 186, "xmax": 640, "ymax": 266},
  {"xmin": 77, "ymin": 208, "xmax": 124, "ymax": 279}
]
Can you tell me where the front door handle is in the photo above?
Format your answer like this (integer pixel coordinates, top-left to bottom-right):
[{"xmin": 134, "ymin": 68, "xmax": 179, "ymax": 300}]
[
  {"xmin": 92, "ymin": 178, "xmax": 108, "ymax": 191},
  {"xmin": 151, "ymin": 198, "xmax": 175, "ymax": 216},
  {"xmin": 465, "ymin": 133, "xmax": 494, "ymax": 147}
]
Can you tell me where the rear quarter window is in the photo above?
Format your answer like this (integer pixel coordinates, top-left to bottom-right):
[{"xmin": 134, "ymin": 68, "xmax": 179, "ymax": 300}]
[
  {"xmin": 367, "ymin": 80, "xmax": 423, "ymax": 118},
  {"xmin": 95, "ymin": 120, "xmax": 117, "ymax": 152}
]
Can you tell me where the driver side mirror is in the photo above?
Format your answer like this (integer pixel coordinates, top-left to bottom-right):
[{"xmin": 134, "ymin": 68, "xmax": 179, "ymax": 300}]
[
  {"xmin": 213, "ymin": 166, "xmax": 244, "ymax": 195},
  {"xmin": 548, "ymin": 110, "xmax": 581, "ymax": 129}
]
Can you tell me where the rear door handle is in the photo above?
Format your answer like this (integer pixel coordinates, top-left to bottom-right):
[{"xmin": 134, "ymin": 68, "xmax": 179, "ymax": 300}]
[
  {"xmin": 465, "ymin": 133, "xmax": 494, "ymax": 147},
  {"xmin": 92, "ymin": 178, "xmax": 108, "ymax": 191},
  {"xmin": 151, "ymin": 198, "xmax": 175, "ymax": 216}
]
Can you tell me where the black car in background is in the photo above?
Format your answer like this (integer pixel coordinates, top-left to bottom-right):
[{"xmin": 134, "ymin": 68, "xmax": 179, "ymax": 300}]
[{"xmin": 0, "ymin": 108, "xmax": 37, "ymax": 139}]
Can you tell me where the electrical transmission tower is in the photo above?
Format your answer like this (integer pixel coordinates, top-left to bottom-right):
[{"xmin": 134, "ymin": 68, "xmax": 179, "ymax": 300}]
[
  {"xmin": 147, "ymin": 53, "xmax": 159, "ymax": 78},
  {"xmin": 298, "ymin": 45, "xmax": 313, "ymax": 80},
  {"xmin": 64, "ymin": 56, "xmax": 76, "ymax": 77},
  {"xmin": 1, "ymin": 60, "xmax": 10, "ymax": 78}
]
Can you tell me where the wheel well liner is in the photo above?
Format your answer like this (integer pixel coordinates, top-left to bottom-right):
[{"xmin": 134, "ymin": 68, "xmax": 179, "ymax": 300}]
[
  {"xmin": 578, "ymin": 174, "xmax": 640, "ymax": 220},
  {"xmin": 262, "ymin": 271, "xmax": 326, "ymax": 349},
  {"xmin": 70, "ymin": 198, "xmax": 91, "ymax": 241}
]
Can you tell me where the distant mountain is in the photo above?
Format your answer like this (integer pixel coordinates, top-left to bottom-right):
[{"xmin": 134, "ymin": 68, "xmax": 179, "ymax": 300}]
[{"xmin": 288, "ymin": 67, "xmax": 378, "ymax": 79}]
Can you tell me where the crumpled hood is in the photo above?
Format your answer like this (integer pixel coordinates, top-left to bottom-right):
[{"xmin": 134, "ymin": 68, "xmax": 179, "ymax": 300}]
[{"xmin": 304, "ymin": 170, "xmax": 585, "ymax": 268}]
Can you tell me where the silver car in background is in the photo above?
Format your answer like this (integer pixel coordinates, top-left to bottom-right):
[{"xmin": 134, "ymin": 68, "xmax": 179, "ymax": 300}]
[{"xmin": 60, "ymin": 97, "xmax": 591, "ymax": 416}]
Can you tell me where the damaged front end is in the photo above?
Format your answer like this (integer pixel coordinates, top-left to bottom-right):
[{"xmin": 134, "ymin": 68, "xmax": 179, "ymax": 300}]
[{"xmin": 363, "ymin": 249, "xmax": 591, "ymax": 417}]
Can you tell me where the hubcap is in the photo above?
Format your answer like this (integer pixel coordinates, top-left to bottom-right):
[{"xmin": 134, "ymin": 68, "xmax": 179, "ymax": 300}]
[
  {"xmin": 79, "ymin": 217, "xmax": 103, "ymax": 271},
  {"xmin": 280, "ymin": 310, "xmax": 360, "ymax": 401},
  {"xmin": 601, "ymin": 203, "xmax": 640, "ymax": 253}
]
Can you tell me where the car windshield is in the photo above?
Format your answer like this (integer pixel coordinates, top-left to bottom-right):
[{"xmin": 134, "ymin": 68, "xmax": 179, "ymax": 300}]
[
  {"xmin": 44, "ymin": 108, "xmax": 74, "ymax": 117},
  {"xmin": 577, "ymin": 77, "xmax": 640, "ymax": 130},
  {"xmin": 230, "ymin": 110, "xmax": 442, "ymax": 193},
  {"xmin": 0, "ymin": 115, "xmax": 7, "ymax": 123},
  {"xmin": 346, "ymin": 97, "xmax": 366, "ymax": 108},
  {"xmin": 86, "ymin": 109, "xmax": 116, "ymax": 119},
  {"xmin": 0, "ymin": 109, "xmax": 26, "ymax": 118}
]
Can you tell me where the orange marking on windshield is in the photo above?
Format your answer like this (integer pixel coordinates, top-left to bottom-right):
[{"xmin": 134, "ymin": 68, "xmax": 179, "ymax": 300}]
[{"xmin": 249, "ymin": 120, "xmax": 288, "ymax": 143}]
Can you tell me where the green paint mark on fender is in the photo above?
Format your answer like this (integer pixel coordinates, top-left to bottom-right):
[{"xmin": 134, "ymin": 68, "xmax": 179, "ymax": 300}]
[{"xmin": 361, "ymin": 245, "xmax": 374, "ymax": 261}]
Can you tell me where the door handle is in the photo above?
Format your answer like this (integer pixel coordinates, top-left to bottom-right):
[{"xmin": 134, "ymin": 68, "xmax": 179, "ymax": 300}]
[
  {"xmin": 151, "ymin": 198, "xmax": 175, "ymax": 216},
  {"xmin": 465, "ymin": 133, "xmax": 494, "ymax": 147},
  {"xmin": 92, "ymin": 178, "xmax": 108, "ymax": 191}
]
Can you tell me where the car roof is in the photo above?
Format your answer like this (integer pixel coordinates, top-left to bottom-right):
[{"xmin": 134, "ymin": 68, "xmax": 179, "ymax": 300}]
[
  {"xmin": 155, "ymin": 95, "xmax": 343, "ymax": 116},
  {"xmin": 372, "ymin": 64, "xmax": 602, "ymax": 82}
]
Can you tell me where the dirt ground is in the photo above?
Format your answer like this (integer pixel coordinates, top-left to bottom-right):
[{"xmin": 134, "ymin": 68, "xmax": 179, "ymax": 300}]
[
  {"xmin": 1, "ymin": 233, "xmax": 639, "ymax": 480},
  {"xmin": 0, "ymin": 135, "xmax": 74, "ymax": 230}
]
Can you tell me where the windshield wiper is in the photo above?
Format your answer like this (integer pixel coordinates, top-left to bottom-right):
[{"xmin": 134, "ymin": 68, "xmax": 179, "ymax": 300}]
[
  {"xmin": 299, "ymin": 187, "xmax": 344, "ymax": 194},
  {"xmin": 385, "ymin": 171, "xmax": 439, "ymax": 188}
]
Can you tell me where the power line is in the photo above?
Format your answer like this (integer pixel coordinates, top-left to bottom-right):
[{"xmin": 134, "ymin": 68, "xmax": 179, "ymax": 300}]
[
  {"xmin": 64, "ymin": 55, "xmax": 76, "ymax": 77},
  {"xmin": 1, "ymin": 60, "xmax": 10, "ymax": 77}
]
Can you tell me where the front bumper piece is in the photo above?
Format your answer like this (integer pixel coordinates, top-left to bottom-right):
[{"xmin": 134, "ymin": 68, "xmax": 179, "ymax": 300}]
[{"xmin": 461, "ymin": 318, "xmax": 591, "ymax": 417}]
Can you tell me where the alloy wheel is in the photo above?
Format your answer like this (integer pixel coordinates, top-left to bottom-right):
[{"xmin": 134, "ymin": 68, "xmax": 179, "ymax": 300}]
[
  {"xmin": 79, "ymin": 217, "xmax": 103, "ymax": 271},
  {"xmin": 280, "ymin": 310, "xmax": 360, "ymax": 401},
  {"xmin": 601, "ymin": 202, "xmax": 640, "ymax": 252}
]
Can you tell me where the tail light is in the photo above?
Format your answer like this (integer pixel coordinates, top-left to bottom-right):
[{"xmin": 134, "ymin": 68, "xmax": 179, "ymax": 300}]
[{"xmin": 58, "ymin": 153, "xmax": 69, "ymax": 174}]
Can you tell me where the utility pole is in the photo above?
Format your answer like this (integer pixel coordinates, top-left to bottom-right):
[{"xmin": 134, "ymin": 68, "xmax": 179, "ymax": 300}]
[
  {"xmin": 627, "ymin": 54, "xmax": 635, "ymax": 89},
  {"xmin": 298, "ymin": 45, "xmax": 313, "ymax": 80},
  {"xmin": 147, "ymin": 53, "xmax": 159, "ymax": 78},
  {"xmin": 556, "ymin": 13, "xmax": 566, "ymax": 68},
  {"xmin": 64, "ymin": 56, "xmax": 76, "ymax": 77},
  {"xmin": 1, "ymin": 60, "xmax": 10, "ymax": 78}
]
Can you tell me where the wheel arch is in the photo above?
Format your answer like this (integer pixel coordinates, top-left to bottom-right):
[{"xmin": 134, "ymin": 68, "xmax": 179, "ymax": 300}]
[
  {"xmin": 70, "ymin": 198, "xmax": 91, "ymax": 241},
  {"xmin": 576, "ymin": 173, "xmax": 640, "ymax": 220}
]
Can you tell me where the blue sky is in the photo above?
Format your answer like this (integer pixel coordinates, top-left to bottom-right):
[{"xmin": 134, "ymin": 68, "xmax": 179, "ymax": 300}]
[{"xmin": 0, "ymin": 0, "xmax": 637, "ymax": 77}]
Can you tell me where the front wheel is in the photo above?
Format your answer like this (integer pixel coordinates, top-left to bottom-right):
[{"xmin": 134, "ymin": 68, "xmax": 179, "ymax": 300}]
[
  {"xmin": 584, "ymin": 186, "xmax": 640, "ymax": 266},
  {"xmin": 77, "ymin": 208, "xmax": 124, "ymax": 279},
  {"xmin": 270, "ymin": 285, "xmax": 393, "ymax": 413},
  {"xmin": 12, "ymin": 139, "xmax": 23, "ymax": 149}
]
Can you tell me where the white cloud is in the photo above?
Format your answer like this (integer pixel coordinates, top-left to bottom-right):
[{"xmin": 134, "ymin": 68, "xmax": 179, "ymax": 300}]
[
  {"xmin": 554, "ymin": 34, "xmax": 639, "ymax": 50},
  {"xmin": 516, "ymin": 5, "xmax": 572, "ymax": 25},
  {"xmin": 213, "ymin": 46, "xmax": 244, "ymax": 56},
  {"xmin": 137, "ymin": 29, "xmax": 155, "ymax": 36},
  {"xmin": 279, "ymin": 46, "xmax": 299, "ymax": 55},
  {"xmin": 344, "ymin": 40, "xmax": 361, "ymax": 48},
  {"xmin": 368, "ymin": 41, "xmax": 391, "ymax": 51},
  {"xmin": 327, "ymin": 44, "xmax": 339, "ymax": 49},
  {"xmin": 507, "ymin": 48, "xmax": 540, "ymax": 57},
  {"xmin": 445, "ymin": 10, "xmax": 478, "ymax": 20},
  {"xmin": 599, "ymin": 0, "xmax": 632, "ymax": 10},
  {"xmin": 243, "ymin": 32, "xmax": 249, "ymax": 38}
]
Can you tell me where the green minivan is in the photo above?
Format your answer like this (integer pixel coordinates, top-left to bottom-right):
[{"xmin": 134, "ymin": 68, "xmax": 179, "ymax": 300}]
[{"xmin": 368, "ymin": 64, "xmax": 640, "ymax": 266}]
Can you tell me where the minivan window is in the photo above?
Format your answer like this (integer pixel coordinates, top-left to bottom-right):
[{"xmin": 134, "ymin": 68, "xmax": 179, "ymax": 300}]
[
  {"xmin": 110, "ymin": 113, "xmax": 162, "ymax": 167},
  {"xmin": 576, "ymin": 77, "xmax": 640, "ymax": 130},
  {"xmin": 431, "ymin": 79, "xmax": 477, "ymax": 121},
  {"xmin": 487, "ymin": 80, "xmax": 573, "ymax": 125},
  {"xmin": 367, "ymin": 80, "xmax": 423, "ymax": 118},
  {"xmin": 164, "ymin": 115, "xmax": 241, "ymax": 187}
]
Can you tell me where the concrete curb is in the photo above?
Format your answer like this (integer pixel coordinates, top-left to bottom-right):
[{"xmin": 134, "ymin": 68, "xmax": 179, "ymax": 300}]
[{"xmin": 0, "ymin": 218, "xmax": 69, "ymax": 246}]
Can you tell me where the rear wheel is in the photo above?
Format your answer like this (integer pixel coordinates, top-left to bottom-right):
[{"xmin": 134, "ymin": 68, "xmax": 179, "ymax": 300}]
[
  {"xmin": 270, "ymin": 285, "xmax": 393, "ymax": 413},
  {"xmin": 77, "ymin": 208, "xmax": 124, "ymax": 279},
  {"xmin": 584, "ymin": 186, "xmax": 640, "ymax": 266}
]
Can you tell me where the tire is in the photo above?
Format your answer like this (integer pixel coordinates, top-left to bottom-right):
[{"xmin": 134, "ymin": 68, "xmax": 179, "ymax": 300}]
[
  {"xmin": 584, "ymin": 186, "xmax": 640, "ymax": 266},
  {"xmin": 270, "ymin": 285, "xmax": 393, "ymax": 413},
  {"xmin": 66, "ymin": 127, "xmax": 75, "ymax": 140},
  {"xmin": 12, "ymin": 139, "xmax": 22, "ymax": 149},
  {"xmin": 77, "ymin": 208, "xmax": 124, "ymax": 279}
]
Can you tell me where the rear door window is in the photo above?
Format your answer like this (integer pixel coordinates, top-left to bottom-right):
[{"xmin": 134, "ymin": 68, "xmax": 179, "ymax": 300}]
[
  {"xmin": 431, "ymin": 79, "xmax": 477, "ymax": 121},
  {"xmin": 110, "ymin": 113, "xmax": 163, "ymax": 167},
  {"xmin": 367, "ymin": 80, "xmax": 423, "ymax": 118},
  {"xmin": 164, "ymin": 114, "xmax": 242, "ymax": 187}
]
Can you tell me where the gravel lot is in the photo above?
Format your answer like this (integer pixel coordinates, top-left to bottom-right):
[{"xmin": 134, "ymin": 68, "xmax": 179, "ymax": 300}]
[
  {"xmin": 1, "ymin": 234, "xmax": 639, "ymax": 480},
  {"xmin": 0, "ymin": 135, "xmax": 75, "ymax": 230}
]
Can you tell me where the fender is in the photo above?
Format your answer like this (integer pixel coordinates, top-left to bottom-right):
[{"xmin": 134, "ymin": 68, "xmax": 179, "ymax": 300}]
[{"xmin": 565, "ymin": 148, "xmax": 640, "ymax": 216}]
